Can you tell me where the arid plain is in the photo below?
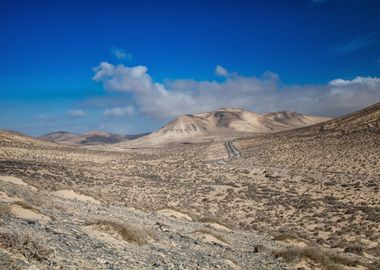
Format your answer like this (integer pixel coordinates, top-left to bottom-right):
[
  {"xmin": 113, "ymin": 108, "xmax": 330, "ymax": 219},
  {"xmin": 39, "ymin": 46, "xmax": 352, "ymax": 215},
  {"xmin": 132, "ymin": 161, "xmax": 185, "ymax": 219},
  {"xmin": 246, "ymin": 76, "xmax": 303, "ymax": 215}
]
[{"xmin": 0, "ymin": 104, "xmax": 379, "ymax": 269}]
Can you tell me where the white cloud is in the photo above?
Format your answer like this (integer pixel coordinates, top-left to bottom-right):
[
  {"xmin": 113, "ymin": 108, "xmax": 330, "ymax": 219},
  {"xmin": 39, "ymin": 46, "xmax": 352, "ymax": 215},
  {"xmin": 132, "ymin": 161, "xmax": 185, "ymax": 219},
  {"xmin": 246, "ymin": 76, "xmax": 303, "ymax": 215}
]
[
  {"xmin": 110, "ymin": 47, "xmax": 132, "ymax": 60},
  {"xmin": 93, "ymin": 62, "xmax": 153, "ymax": 93},
  {"xmin": 104, "ymin": 106, "xmax": 135, "ymax": 117},
  {"xmin": 215, "ymin": 65, "xmax": 229, "ymax": 77},
  {"xmin": 93, "ymin": 62, "xmax": 380, "ymax": 119},
  {"xmin": 67, "ymin": 109, "xmax": 85, "ymax": 118}
]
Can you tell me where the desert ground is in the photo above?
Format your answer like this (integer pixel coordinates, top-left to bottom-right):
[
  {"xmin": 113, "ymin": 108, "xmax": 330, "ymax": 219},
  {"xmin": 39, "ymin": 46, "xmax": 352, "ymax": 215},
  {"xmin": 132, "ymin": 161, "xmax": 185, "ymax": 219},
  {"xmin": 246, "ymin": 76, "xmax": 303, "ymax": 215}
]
[{"xmin": 0, "ymin": 103, "xmax": 379, "ymax": 269}]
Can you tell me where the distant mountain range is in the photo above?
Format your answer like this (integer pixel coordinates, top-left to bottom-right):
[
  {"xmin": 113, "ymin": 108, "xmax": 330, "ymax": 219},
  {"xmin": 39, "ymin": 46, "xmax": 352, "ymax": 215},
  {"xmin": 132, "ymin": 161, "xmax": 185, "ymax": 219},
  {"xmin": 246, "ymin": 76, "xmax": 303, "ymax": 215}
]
[
  {"xmin": 38, "ymin": 131, "xmax": 149, "ymax": 145},
  {"xmin": 38, "ymin": 108, "xmax": 331, "ymax": 147},
  {"xmin": 2, "ymin": 103, "xmax": 379, "ymax": 148},
  {"xmin": 113, "ymin": 108, "xmax": 331, "ymax": 147}
]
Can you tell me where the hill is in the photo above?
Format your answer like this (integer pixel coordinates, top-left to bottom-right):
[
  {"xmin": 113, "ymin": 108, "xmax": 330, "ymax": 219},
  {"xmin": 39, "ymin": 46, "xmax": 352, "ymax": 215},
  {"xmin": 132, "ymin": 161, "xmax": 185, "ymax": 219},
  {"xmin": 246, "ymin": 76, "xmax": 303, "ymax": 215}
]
[
  {"xmin": 38, "ymin": 131, "xmax": 149, "ymax": 145},
  {"xmin": 116, "ymin": 108, "xmax": 330, "ymax": 147}
]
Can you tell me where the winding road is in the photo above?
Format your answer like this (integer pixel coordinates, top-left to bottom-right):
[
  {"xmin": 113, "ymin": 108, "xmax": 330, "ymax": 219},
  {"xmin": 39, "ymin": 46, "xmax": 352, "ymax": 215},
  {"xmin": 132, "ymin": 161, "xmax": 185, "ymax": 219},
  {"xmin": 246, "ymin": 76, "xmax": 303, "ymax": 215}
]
[{"xmin": 224, "ymin": 141, "xmax": 241, "ymax": 159}]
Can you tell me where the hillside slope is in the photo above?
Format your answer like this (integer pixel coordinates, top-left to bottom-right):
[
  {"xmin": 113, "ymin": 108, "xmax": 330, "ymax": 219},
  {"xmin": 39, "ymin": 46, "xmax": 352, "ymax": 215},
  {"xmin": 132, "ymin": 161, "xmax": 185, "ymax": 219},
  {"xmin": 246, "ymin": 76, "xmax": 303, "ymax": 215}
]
[{"xmin": 237, "ymin": 101, "xmax": 380, "ymax": 174}]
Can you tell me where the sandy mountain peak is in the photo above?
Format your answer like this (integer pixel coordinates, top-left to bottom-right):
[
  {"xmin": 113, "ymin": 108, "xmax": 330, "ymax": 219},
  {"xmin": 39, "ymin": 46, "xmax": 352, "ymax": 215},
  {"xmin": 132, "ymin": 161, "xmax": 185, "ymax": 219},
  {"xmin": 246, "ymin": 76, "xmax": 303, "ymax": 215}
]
[{"xmin": 116, "ymin": 107, "xmax": 331, "ymax": 147}]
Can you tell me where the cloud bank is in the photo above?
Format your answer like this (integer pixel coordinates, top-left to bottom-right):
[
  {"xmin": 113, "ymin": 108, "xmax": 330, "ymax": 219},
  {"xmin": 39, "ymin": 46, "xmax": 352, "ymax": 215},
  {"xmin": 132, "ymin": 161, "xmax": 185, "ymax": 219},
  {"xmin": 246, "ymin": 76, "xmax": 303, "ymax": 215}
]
[{"xmin": 93, "ymin": 62, "xmax": 380, "ymax": 119}]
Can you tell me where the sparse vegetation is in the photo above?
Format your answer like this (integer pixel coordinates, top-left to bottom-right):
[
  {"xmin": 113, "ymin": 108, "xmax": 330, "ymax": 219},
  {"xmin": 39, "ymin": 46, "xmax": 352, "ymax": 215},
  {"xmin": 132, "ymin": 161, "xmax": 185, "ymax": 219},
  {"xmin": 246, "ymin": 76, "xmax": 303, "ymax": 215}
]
[
  {"xmin": 273, "ymin": 233, "xmax": 299, "ymax": 242},
  {"xmin": 198, "ymin": 216, "xmax": 230, "ymax": 228},
  {"xmin": 12, "ymin": 201, "xmax": 36, "ymax": 211},
  {"xmin": 86, "ymin": 219, "xmax": 154, "ymax": 245},
  {"xmin": 344, "ymin": 244, "xmax": 364, "ymax": 255},
  {"xmin": 0, "ymin": 231, "xmax": 53, "ymax": 263},
  {"xmin": 193, "ymin": 228, "xmax": 228, "ymax": 244},
  {"xmin": 0, "ymin": 204, "xmax": 11, "ymax": 217},
  {"xmin": 0, "ymin": 251, "xmax": 19, "ymax": 270},
  {"xmin": 272, "ymin": 245, "xmax": 359, "ymax": 270},
  {"xmin": 155, "ymin": 205, "xmax": 188, "ymax": 215}
]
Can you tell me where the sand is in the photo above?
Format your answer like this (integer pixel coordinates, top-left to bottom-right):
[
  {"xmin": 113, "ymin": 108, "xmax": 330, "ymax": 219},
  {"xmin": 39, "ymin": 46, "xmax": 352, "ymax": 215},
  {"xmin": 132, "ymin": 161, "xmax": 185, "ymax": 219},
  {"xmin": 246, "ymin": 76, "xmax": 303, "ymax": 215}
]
[
  {"xmin": 53, "ymin": 189, "xmax": 100, "ymax": 204},
  {"xmin": 0, "ymin": 175, "xmax": 38, "ymax": 191},
  {"xmin": 82, "ymin": 225, "xmax": 124, "ymax": 247},
  {"xmin": 10, "ymin": 205, "xmax": 51, "ymax": 221},
  {"xmin": 205, "ymin": 222, "xmax": 231, "ymax": 232},
  {"xmin": 156, "ymin": 208, "xmax": 193, "ymax": 221},
  {"xmin": 194, "ymin": 231, "xmax": 229, "ymax": 247},
  {"xmin": 0, "ymin": 191, "xmax": 20, "ymax": 203}
]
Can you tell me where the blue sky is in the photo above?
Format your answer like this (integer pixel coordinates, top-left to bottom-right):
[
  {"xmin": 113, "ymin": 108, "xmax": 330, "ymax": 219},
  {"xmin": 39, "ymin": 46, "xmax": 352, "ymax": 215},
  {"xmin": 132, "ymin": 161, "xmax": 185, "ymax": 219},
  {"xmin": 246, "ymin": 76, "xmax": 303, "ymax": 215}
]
[{"xmin": 1, "ymin": 0, "xmax": 379, "ymax": 136}]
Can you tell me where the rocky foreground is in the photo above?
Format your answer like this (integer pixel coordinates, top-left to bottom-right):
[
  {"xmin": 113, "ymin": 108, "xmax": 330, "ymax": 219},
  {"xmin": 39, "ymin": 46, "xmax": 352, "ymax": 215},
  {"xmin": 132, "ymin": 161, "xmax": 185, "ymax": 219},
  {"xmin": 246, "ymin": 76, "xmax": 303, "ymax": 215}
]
[{"xmin": 0, "ymin": 174, "xmax": 287, "ymax": 269}]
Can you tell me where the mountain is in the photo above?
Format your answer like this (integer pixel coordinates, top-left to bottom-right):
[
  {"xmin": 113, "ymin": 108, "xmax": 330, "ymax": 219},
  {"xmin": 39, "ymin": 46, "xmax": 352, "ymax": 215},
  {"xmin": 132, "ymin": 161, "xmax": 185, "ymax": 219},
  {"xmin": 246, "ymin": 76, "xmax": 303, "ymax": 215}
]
[
  {"xmin": 38, "ymin": 131, "xmax": 80, "ymax": 143},
  {"xmin": 38, "ymin": 131, "xmax": 149, "ymax": 146},
  {"xmin": 0, "ymin": 129, "xmax": 64, "ymax": 149},
  {"xmin": 197, "ymin": 108, "xmax": 329, "ymax": 133},
  {"xmin": 114, "ymin": 108, "xmax": 331, "ymax": 147}
]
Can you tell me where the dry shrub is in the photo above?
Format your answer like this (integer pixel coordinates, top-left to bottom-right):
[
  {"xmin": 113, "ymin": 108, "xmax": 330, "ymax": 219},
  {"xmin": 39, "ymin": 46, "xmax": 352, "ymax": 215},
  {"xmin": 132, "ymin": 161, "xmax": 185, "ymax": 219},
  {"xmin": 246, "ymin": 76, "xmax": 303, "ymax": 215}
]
[
  {"xmin": 155, "ymin": 205, "xmax": 187, "ymax": 214},
  {"xmin": 273, "ymin": 233, "xmax": 299, "ymax": 242},
  {"xmin": 10, "ymin": 200, "xmax": 56, "ymax": 221},
  {"xmin": 344, "ymin": 244, "xmax": 364, "ymax": 255},
  {"xmin": 0, "ymin": 251, "xmax": 18, "ymax": 270},
  {"xmin": 155, "ymin": 205, "xmax": 200, "ymax": 220},
  {"xmin": 12, "ymin": 201, "xmax": 35, "ymax": 211},
  {"xmin": 0, "ymin": 204, "xmax": 11, "ymax": 217},
  {"xmin": 198, "ymin": 215, "xmax": 231, "ymax": 229},
  {"xmin": 193, "ymin": 228, "xmax": 228, "ymax": 244},
  {"xmin": 3, "ymin": 187, "xmax": 44, "ymax": 208},
  {"xmin": 272, "ymin": 246, "xmax": 359, "ymax": 270},
  {"xmin": 0, "ymin": 232, "xmax": 53, "ymax": 263},
  {"xmin": 86, "ymin": 219, "xmax": 154, "ymax": 245},
  {"xmin": 368, "ymin": 260, "xmax": 380, "ymax": 270}
]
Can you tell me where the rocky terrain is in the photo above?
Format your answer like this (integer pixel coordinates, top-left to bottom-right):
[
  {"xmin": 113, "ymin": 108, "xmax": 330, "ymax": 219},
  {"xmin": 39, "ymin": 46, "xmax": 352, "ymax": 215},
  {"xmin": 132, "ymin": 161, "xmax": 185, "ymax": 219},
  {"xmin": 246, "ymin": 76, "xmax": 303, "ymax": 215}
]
[
  {"xmin": 0, "ymin": 103, "xmax": 378, "ymax": 269},
  {"xmin": 0, "ymin": 174, "xmax": 287, "ymax": 270}
]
